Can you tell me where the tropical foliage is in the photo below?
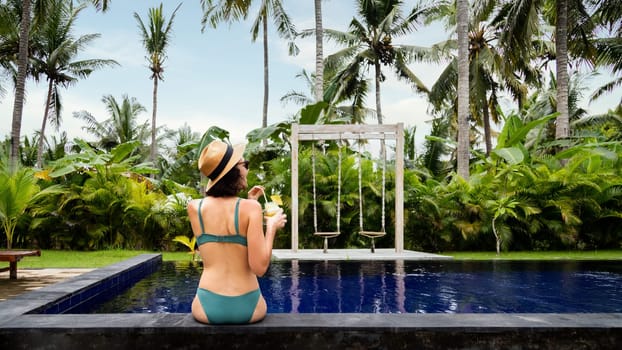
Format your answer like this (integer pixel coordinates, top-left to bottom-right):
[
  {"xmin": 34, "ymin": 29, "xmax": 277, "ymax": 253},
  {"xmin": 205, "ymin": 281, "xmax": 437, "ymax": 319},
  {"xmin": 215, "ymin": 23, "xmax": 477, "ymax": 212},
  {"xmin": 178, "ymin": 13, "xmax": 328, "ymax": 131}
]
[
  {"xmin": 0, "ymin": 0, "xmax": 620, "ymax": 254},
  {"xmin": 0, "ymin": 164, "xmax": 63, "ymax": 248}
]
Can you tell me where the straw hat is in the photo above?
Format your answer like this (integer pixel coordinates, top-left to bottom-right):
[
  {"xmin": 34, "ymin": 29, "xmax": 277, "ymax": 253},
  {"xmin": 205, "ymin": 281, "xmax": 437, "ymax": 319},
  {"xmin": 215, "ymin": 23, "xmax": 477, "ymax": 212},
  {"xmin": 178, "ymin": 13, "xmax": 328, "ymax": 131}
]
[{"xmin": 198, "ymin": 140, "xmax": 246, "ymax": 191}]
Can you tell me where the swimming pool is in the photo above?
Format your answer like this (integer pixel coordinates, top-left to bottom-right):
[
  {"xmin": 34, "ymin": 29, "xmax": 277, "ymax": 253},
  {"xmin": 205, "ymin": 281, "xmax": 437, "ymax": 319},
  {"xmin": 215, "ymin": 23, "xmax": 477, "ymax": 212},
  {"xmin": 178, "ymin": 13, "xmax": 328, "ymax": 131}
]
[
  {"xmin": 76, "ymin": 259, "xmax": 621, "ymax": 314},
  {"xmin": 3, "ymin": 254, "xmax": 621, "ymax": 349}
]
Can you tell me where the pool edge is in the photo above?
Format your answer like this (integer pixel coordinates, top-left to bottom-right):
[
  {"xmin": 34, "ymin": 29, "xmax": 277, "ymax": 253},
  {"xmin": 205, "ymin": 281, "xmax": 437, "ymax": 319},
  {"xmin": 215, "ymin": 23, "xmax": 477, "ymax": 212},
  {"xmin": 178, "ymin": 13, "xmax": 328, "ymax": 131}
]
[
  {"xmin": 1, "ymin": 313, "xmax": 620, "ymax": 349},
  {"xmin": 1, "ymin": 254, "xmax": 621, "ymax": 349}
]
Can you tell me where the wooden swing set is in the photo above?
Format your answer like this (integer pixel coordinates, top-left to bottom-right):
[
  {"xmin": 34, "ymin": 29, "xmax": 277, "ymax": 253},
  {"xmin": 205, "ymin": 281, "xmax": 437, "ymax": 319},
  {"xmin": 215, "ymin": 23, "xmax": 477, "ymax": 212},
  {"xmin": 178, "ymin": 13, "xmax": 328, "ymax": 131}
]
[{"xmin": 290, "ymin": 123, "xmax": 404, "ymax": 253}]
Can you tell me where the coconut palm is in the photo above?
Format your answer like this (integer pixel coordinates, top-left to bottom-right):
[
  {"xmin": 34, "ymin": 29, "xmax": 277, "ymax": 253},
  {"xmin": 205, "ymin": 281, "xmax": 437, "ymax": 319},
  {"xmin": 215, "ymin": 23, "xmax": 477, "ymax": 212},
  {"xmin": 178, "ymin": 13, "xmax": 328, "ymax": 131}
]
[
  {"xmin": 9, "ymin": 0, "xmax": 33, "ymax": 170},
  {"xmin": 591, "ymin": 38, "xmax": 622, "ymax": 105},
  {"xmin": 201, "ymin": 0, "xmax": 298, "ymax": 128},
  {"xmin": 499, "ymin": 0, "xmax": 598, "ymax": 142},
  {"xmin": 0, "ymin": 1, "xmax": 20, "ymax": 100},
  {"xmin": 33, "ymin": 0, "xmax": 118, "ymax": 168},
  {"xmin": 521, "ymin": 71, "xmax": 591, "ymax": 153},
  {"xmin": 315, "ymin": 0, "xmax": 433, "ymax": 126},
  {"xmin": 428, "ymin": 0, "xmax": 539, "ymax": 157},
  {"xmin": 456, "ymin": 0, "xmax": 469, "ymax": 179},
  {"xmin": 313, "ymin": 0, "xmax": 324, "ymax": 102},
  {"xmin": 9, "ymin": 0, "xmax": 111, "ymax": 170},
  {"xmin": 574, "ymin": 105, "xmax": 622, "ymax": 143},
  {"xmin": 159, "ymin": 123, "xmax": 201, "ymax": 186},
  {"xmin": 134, "ymin": 2, "xmax": 181, "ymax": 167},
  {"xmin": 590, "ymin": 0, "xmax": 622, "ymax": 104},
  {"xmin": 82, "ymin": 0, "xmax": 111, "ymax": 12},
  {"xmin": 73, "ymin": 94, "xmax": 150, "ymax": 153},
  {"xmin": 280, "ymin": 69, "xmax": 374, "ymax": 124}
]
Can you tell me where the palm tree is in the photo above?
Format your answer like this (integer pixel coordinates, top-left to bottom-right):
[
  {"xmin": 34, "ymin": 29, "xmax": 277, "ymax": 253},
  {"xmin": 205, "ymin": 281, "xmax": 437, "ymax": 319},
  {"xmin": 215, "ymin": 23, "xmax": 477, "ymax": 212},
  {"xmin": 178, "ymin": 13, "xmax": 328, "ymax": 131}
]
[
  {"xmin": 73, "ymin": 94, "xmax": 150, "ymax": 152},
  {"xmin": 456, "ymin": 0, "xmax": 469, "ymax": 179},
  {"xmin": 499, "ymin": 0, "xmax": 597, "ymax": 143},
  {"xmin": 522, "ymin": 71, "xmax": 592, "ymax": 151},
  {"xmin": 428, "ymin": 0, "xmax": 539, "ymax": 157},
  {"xmin": 159, "ymin": 123, "xmax": 201, "ymax": 185},
  {"xmin": 403, "ymin": 124, "xmax": 417, "ymax": 164},
  {"xmin": 590, "ymin": 0, "xmax": 622, "ymax": 104},
  {"xmin": 316, "ymin": 0, "xmax": 432, "ymax": 126},
  {"xmin": 34, "ymin": 0, "xmax": 118, "ymax": 168},
  {"xmin": 555, "ymin": 0, "xmax": 570, "ymax": 140},
  {"xmin": 9, "ymin": 0, "xmax": 33, "ymax": 170},
  {"xmin": 280, "ymin": 69, "xmax": 373, "ymax": 124},
  {"xmin": 201, "ymin": 0, "xmax": 298, "ymax": 129},
  {"xmin": 0, "ymin": 1, "xmax": 20, "ymax": 100},
  {"xmin": 134, "ymin": 2, "xmax": 181, "ymax": 167},
  {"xmin": 83, "ymin": 0, "xmax": 111, "ymax": 12},
  {"xmin": 314, "ymin": 0, "xmax": 324, "ymax": 102},
  {"xmin": 9, "ymin": 0, "xmax": 111, "ymax": 170}
]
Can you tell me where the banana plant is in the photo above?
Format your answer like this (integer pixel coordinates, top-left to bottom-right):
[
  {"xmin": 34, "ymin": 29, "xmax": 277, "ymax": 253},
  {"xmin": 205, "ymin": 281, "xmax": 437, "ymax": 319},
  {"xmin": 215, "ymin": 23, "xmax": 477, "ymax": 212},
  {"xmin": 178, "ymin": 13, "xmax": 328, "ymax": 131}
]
[{"xmin": 172, "ymin": 235, "xmax": 198, "ymax": 261}]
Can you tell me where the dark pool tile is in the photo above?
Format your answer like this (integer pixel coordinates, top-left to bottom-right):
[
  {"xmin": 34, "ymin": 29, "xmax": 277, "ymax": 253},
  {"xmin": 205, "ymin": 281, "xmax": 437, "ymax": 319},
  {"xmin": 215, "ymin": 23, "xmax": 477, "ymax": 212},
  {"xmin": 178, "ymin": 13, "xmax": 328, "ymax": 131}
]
[{"xmin": 0, "ymin": 254, "xmax": 162, "ymax": 318}]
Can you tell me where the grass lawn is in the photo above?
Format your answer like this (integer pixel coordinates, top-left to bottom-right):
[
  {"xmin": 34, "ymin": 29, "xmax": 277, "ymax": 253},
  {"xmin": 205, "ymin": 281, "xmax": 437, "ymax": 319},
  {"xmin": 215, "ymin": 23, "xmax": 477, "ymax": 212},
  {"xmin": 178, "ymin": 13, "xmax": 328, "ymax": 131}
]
[
  {"xmin": 3, "ymin": 249, "xmax": 621, "ymax": 269},
  {"xmin": 442, "ymin": 250, "xmax": 622, "ymax": 260},
  {"xmin": 5, "ymin": 250, "xmax": 194, "ymax": 269}
]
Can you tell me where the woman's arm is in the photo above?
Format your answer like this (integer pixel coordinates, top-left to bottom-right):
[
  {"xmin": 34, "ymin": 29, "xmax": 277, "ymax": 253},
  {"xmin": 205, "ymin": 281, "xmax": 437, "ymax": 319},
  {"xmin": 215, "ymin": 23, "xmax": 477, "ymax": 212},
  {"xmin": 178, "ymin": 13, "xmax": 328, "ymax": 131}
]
[
  {"xmin": 186, "ymin": 199, "xmax": 201, "ymax": 235},
  {"xmin": 245, "ymin": 200, "xmax": 286, "ymax": 276},
  {"xmin": 247, "ymin": 185, "xmax": 265, "ymax": 201}
]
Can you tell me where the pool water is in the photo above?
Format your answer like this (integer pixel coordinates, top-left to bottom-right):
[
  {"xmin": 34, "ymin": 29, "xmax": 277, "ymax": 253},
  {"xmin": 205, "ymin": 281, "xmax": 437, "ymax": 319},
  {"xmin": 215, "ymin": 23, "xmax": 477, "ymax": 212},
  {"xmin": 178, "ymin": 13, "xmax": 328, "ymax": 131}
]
[{"xmin": 77, "ymin": 260, "xmax": 622, "ymax": 314}]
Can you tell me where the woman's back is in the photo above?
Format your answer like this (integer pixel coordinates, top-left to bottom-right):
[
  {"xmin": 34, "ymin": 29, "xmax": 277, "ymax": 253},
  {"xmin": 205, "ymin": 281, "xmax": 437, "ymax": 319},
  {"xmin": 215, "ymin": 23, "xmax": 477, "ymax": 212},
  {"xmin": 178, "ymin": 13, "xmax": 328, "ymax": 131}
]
[
  {"xmin": 190, "ymin": 139, "xmax": 285, "ymax": 324},
  {"xmin": 189, "ymin": 196, "xmax": 259, "ymax": 296}
]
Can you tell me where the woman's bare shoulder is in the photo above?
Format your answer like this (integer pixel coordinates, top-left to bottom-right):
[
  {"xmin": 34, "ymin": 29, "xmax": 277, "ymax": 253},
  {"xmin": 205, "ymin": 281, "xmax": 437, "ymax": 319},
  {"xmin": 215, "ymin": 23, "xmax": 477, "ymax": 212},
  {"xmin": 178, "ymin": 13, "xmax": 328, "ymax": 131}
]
[
  {"xmin": 187, "ymin": 198, "xmax": 201, "ymax": 213},
  {"xmin": 240, "ymin": 198, "xmax": 262, "ymax": 211}
]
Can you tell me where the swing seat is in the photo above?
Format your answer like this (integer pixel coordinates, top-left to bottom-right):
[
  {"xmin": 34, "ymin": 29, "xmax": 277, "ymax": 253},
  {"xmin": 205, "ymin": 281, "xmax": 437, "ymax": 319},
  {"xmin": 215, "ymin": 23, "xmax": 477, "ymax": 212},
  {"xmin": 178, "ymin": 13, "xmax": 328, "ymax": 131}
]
[
  {"xmin": 359, "ymin": 231, "xmax": 386, "ymax": 238},
  {"xmin": 314, "ymin": 231, "xmax": 341, "ymax": 253},
  {"xmin": 359, "ymin": 231, "xmax": 386, "ymax": 253}
]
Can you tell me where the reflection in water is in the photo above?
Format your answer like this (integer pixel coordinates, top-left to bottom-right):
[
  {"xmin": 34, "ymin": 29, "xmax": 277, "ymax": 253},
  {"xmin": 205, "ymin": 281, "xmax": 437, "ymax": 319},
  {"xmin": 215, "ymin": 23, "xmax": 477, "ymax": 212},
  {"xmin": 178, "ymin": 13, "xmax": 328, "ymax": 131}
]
[
  {"xmin": 290, "ymin": 260, "xmax": 300, "ymax": 313},
  {"xmin": 82, "ymin": 260, "xmax": 622, "ymax": 314},
  {"xmin": 394, "ymin": 260, "xmax": 405, "ymax": 313},
  {"xmin": 265, "ymin": 260, "xmax": 622, "ymax": 314}
]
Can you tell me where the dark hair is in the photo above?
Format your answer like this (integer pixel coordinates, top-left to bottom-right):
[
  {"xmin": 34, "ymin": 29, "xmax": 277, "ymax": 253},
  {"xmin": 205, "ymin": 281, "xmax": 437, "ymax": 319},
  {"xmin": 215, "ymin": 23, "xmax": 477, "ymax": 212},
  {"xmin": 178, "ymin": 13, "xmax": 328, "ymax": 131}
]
[{"xmin": 206, "ymin": 165, "xmax": 243, "ymax": 197}]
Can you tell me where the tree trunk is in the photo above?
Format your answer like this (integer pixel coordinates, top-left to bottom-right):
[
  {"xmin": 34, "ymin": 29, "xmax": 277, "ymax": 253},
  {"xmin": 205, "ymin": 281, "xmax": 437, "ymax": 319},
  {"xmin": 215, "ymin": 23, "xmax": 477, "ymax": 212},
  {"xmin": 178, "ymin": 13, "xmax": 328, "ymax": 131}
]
[
  {"xmin": 37, "ymin": 80, "xmax": 55, "ymax": 168},
  {"xmin": 314, "ymin": 0, "xmax": 324, "ymax": 102},
  {"xmin": 456, "ymin": 0, "xmax": 470, "ymax": 180},
  {"xmin": 151, "ymin": 77, "xmax": 158, "ymax": 168},
  {"xmin": 492, "ymin": 217, "xmax": 501, "ymax": 256},
  {"xmin": 483, "ymin": 99, "xmax": 492, "ymax": 156},
  {"xmin": 10, "ymin": 0, "xmax": 32, "ymax": 171},
  {"xmin": 374, "ymin": 61, "xmax": 386, "ymax": 157},
  {"xmin": 555, "ymin": 0, "xmax": 569, "ymax": 140},
  {"xmin": 374, "ymin": 61, "xmax": 383, "ymax": 125},
  {"xmin": 262, "ymin": 16, "xmax": 269, "ymax": 129}
]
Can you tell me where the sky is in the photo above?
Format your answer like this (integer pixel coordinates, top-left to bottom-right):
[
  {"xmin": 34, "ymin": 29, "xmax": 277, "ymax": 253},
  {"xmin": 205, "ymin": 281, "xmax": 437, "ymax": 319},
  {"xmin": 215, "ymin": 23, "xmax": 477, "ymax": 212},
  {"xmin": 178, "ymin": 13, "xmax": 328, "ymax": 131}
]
[{"xmin": 0, "ymin": 0, "xmax": 619, "ymax": 151}]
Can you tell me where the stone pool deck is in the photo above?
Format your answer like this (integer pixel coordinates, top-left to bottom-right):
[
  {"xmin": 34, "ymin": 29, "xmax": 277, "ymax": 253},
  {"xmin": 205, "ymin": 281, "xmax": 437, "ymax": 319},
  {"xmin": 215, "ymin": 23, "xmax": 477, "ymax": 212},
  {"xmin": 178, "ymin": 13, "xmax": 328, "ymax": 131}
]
[
  {"xmin": 1, "ymin": 253, "xmax": 621, "ymax": 349},
  {"xmin": 272, "ymin": 248, "xmax": 453, "ymax": 260},
  {"xmin": 0, "ymin": 268, "xmax": 93, "ymax": 301}
]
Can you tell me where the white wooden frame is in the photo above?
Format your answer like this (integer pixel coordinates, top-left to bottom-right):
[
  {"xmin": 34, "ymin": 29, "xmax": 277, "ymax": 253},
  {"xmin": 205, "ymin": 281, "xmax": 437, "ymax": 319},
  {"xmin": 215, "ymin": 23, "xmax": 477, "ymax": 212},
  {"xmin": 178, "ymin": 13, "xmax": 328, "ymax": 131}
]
[{"xmin": 290, "ymin": 123, "xmax": 405, "ymax": 252}]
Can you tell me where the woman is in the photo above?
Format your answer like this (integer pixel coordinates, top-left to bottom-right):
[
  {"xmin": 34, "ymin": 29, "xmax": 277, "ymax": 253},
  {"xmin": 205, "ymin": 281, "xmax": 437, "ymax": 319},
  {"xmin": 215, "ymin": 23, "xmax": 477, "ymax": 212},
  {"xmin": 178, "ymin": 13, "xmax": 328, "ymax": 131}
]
[{"xmin": 188, "ymin": 140, "xmax": 287, "ymax": 324}]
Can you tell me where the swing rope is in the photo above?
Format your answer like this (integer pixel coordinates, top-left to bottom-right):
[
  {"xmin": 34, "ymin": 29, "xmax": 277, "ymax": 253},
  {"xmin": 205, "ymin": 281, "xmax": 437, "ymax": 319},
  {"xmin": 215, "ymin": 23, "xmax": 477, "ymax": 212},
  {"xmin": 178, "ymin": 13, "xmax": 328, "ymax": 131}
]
[
  {"xmin": 312, "ymin": 143, "xmax": 318, "ymax": 233},
  {"xmin": 311, "ymin": 139, "xmax": 341, "ymax": 253},
  {"xmin": 358, "ymin": 137, "xmax": 387, "ymax": 253}
]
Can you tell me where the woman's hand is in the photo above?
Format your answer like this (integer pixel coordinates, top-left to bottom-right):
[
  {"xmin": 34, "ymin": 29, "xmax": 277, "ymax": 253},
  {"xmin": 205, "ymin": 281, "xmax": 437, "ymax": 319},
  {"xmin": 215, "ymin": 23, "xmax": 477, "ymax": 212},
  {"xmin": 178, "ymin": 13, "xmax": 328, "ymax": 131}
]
[
  {"xmin": 247, "ymin": 185, "xmax": 265, "ymax": 201},
  {"xmin": 266, "ymin": 208, "xmax": 287, "ymax": 231}
]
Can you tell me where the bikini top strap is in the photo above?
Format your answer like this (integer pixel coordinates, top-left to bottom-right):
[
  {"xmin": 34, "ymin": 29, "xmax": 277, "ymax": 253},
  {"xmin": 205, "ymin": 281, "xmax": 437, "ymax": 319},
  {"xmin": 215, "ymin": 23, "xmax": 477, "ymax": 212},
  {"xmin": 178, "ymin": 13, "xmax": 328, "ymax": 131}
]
[
  {"xmin": 198, "ymin": 198, "xmax": 206, "ymax": 233},
  {"xmin": 234, "ymin": 198, "xmax": 242, "ymax": 234}
]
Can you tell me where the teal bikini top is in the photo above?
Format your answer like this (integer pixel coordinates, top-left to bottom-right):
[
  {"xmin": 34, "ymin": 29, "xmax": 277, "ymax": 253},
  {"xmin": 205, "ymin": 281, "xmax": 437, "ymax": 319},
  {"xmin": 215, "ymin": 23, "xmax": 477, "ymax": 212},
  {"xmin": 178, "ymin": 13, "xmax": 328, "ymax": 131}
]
[{"xmin": 196, "ymin": 198, "xmax": 247, "ymax": 247}]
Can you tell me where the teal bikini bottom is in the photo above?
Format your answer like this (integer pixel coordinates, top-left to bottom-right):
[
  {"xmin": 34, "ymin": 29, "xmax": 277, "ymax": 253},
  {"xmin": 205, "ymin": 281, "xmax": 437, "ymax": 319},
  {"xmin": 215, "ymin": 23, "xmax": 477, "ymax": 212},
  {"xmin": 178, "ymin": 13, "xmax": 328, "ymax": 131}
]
[{"xmin": 196, "ymin": 287, "xmax": 261, "ymax": 324}]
